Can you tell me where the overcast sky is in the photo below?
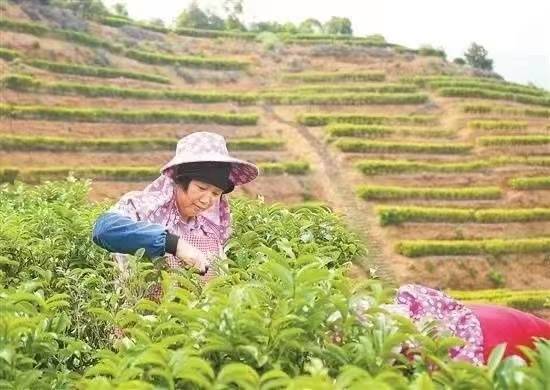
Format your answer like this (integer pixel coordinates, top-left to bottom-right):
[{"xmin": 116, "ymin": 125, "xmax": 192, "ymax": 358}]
[{"xmin": 104, "ymin": 0, "xmax": 550, "ymax": 89}]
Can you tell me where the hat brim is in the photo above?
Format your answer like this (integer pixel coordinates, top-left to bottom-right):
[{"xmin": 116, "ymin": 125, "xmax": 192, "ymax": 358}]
[{"xmin": 161, "ymin": 152, "xmax": 259, "ymax": 186}]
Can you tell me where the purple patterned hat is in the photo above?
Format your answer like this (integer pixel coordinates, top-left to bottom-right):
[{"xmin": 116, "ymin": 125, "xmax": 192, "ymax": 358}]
[{"xmin": 161, "ymin": 132, "xmax": 259, "ymax": 186}]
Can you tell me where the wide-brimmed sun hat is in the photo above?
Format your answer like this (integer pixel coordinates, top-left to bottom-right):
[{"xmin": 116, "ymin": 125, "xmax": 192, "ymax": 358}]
[{"xmin": 161, "ymin": 132, "xmax": 259, "ymax": 186}]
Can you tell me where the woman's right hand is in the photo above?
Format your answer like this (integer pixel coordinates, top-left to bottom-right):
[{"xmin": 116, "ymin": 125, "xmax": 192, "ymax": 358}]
[{"xmin": 175, "ymin": 240, "xmax": 209, "ymax": 275}]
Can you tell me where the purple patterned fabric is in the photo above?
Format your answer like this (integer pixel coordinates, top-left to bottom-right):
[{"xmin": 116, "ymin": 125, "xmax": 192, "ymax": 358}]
[
  {"xmin": 395, "ymin": 284, "xmax": 485, "ymax": 365},
  {"xmin": 161, "ymin": 132, "xmax": 258, "ymax": 186}
]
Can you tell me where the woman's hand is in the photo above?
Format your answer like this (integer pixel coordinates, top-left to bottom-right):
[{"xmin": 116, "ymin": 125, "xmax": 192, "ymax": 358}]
[{"xmin": 175, "ymin": 240, "xmax": 209, "ymax": 275}]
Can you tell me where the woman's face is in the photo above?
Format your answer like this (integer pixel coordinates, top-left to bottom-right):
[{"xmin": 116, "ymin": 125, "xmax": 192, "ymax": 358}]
[{"xmin": 176, "ymin": 179, "xmax": 223, "ymax": 219}]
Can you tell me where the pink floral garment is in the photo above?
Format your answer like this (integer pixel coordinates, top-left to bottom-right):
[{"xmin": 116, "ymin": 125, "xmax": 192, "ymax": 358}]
[
  {"xmin": 395, "ymin": 284, "xmax": 485, "ymax": 365},
  {"xmin": 110, "ymin": 170, "xmax": 231, "ymax": 285}
]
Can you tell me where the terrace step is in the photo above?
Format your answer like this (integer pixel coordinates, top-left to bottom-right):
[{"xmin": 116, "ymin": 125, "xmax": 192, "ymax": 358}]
[{"xmin": 262, "ymin": 104, "xmax": 395, "ymax": 284}]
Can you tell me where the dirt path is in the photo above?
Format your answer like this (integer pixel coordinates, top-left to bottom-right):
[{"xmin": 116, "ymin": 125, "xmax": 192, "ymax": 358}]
[{"xmin": 262, "ymin": 104, "xmax": 397, "ymax": 284}]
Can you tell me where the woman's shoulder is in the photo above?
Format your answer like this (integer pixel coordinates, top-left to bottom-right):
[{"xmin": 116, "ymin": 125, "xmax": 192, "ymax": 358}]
[
  {"xmin": 109, "ymin": 175, "xmax": 176, "ymax": 220},
  {"xmin": 111, "ymin": 188, "xmax": 174, "ymax": 222}
]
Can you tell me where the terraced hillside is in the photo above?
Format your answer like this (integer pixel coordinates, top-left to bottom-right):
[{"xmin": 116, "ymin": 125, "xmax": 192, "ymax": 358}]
[{"xmin": 1, "ymin": 1, "xmax": 549, "ymax": 304}]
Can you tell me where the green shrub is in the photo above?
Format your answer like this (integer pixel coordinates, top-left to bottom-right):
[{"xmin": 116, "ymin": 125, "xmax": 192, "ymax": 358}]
[
  {"xmin": 357, "ymin": 185, "xmax": 502, "ymax": 201},
  {"xmin": 261, "ymin": 92, "xmax": 428, "ymax": 105},
  {"xmin": 259, "ymin": 161, "xmax": 310, "ymax": 175},
  {"xmin": 509, "ymin": 176, "xmax": 550, "ymax": 190},
  {"xmin": 462, "ymin": 104, "xmax": 550, "ymax": 118},
  {"xmin": 0, "ymin": 167, "xmax": 18, "ymax": 183},
  {"xmin": 487, "ymin": 270, "xmax": 506, "ymax": 288},
  {"xmin": 0, "ymin": 181, "xmax": 118, "ymax": 385},
  {"xmin": 428, "ymin": 80, "xmax": 549, "ymax": 97},
  {"xmin": 1, "ymin": 161, "xmax": 307, "ymax": 183},
  {"xmin": 450, "ymin": 289, "xmax": 550, "ymax": 301},
  {"xmin": 377, "ymin": 206, "xmax": 472, "ymax": 225},
  {"xmin": 468, "ymin": 120, "xmax": 528, "ymax": 130},
  {"xmin": 0, "ymin": 135, "xmax": 172, "ymax": 152},
  {"xmin": 462, "ymin": 104, "xmax": 493, "ymax": 114},
  {"xmin": 280, "ymin": 161, "xmax": 310, "ymax": 174},
  {"xmin": 0, "ymin": 18, "xmax": 123, "ymax": 52},
  {"xmin": 282, "ymin": 33, "xmax": 386, "ymax": 42},
  {"xmin": 478, "ymin": 135, "xmax": 550, "ymax": 146},
  {"xmin": 505, "ymin": 297, "xmax": 549, "ymax": 311},
  {"xmin": 228, "ymin": 138, "xmax": 286, "ymax": 151},
  {"xmin": 0, "ymin": 18, "xmax": 251, "ymax": 71},
  {"xmin": 283, "ymin": 71, "xmax": 385, "ymax": 83},
  {"xmin": 297, "ymin": 113, "xmax": 438, "ymax": 126},
  {"xmin": 0, "ymin": 104, "xmax": 259, "ymax": 125},
  {"xmin": 285, "ymin": 83, "xmax": 418, "ymax": 94},
  {"xmin": 281, "ymin": 33, "xmax": 389, "ymax": 45},
  {"xmin": 439, "ymin": 87, "xmax": 550, "ymax": 107},
  {"xmin": 450, "ymin": 289, "xmax": 550, "ymax": 311},
  {"xmin": 283, "ymin": 37, "xmax": 392, "ymax": 47},
  {"xmin": 334, "ymin": 139, "xmax": 471, "ymax": 154},
  {"xmin": 0, "ymin": 47, "xmax": 19, "ymax": 61},
  {"xmin": 0, "ymin": 17, "xmax": 49, "ymax": 36},
  {"xmin": 0, "ymin": 135, "xmax": 284, "ymax": 152},
  {"xmin": 376, "ymin": 205, "xmax": 550, "ymax": 225},
  {"xmin": 327, "ymin": 124, "xmax": 392, "ymax": 137},
  {"xmin": 406, "ymin": 75, "xmax": 542, "ymax": 92},
  {"xmin": 256, "ymin": 31, "xmax": 283, "ymax": 51},
  {"xmin": 27, "ymin": 59, "xmax": 170, "ymax": 84},
  {"xmin": 326, "ymin": 124, "xmax": 453, "ymax": 138},
  {"xmin": 99, "ymin": 15, "xmax": 132, "ymax": 28},
  {"xmin": 1, "ymin": 74, "xmax": 41, "ymax": 90},
  {"xmin": 175, "ymin": 27, "xmax": 256, "ymax": 40},
  {"xmin": 453, "ymin": 57, "xmax": 466, "ymax": 65},
  {"xmin": 18, "ymin": 167, "xmax": 160, "ymax": 182},
  {"xmin": 1, "ymin": 74, "xmax": 256, "ymax": 104},
  {"xmin": 2, "ymin": 181, "xmax": 550, "ymax": 388},
  {"xmin": 355, "ymin": 159, "xmax": 489, "ymax": 175},
  {"xmin": 125, "ymin": 49, "xmax": 249, "ymax": 70},
  {"xmin": 396, "ymin": 237, "xmax": 550, "ymax": 257},
  {"xmin": 417, "ymin": 46, "xmax": 446, "ymax": 58},
  {"xmin": 56, "ymin": 29, "xmax": 123, "ymax": 52},
  {"xmin": 476, "ymin": 208, "xmax": 550, "ymax": 222},
  {"xmin": 355, "ymin": 156, "xmax": 550, "ymax": 175},
  {"xmin": 0, "ymin": 180, "xmax": 366, "ymax": 387}
]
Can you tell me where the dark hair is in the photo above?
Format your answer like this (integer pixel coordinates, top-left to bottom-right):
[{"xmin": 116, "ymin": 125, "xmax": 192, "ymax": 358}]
[
  {"xmin": 173, "ymin": 162, "xmax": 233, "ymax": 193},
  {"xmin": 173, "ymin": 174, "xmax": 192, "ymax": 190}
]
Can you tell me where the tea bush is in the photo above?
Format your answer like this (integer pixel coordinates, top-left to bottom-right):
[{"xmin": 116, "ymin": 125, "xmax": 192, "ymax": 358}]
[
  {"xmin": 326, "ymin": 124, "xmax": 453, "ymax": 139},
  {"xmin": 509, "ymin": 176, "xmax": 550, "ymax": 190},
  {"xmin": 478, "ymin": 135, "xmax": 550, "ymax": 146},
  {"xmin": 376, "ymin": 206, "xmax": 550, "ymax": 225},
  {"xmin": 462, "ymin": 104, "xmax": 550, "ymax": 118},
  {"xmin": 334, "ymin": 139, "xmax": 471, "ymax": 154},
  {"xmin": 396, "ymin": 238, "xmax": 550, "ymax": 257},
  {"xmin": 357, "ymin": 185, "xmax": 502, "ymax": 201},
  {"xmin": 0, "ymin": 162, "xmax": 309, "ymax": 183},
  {"xmin": 450, "ymin": 289, "xmax": 550, "ymax": 312},
  {"xmin": 283, "ymin": 71, "xmax": 385, "ymax": 83},
  {"xmin": 355, "ymin": 157, "xmax": 550, "ymax": 175},
  {"xmin": 468, "ymin": 120, "xmax": 528, "ymax": 130},
  {"xmin": 439, "ymin": 88, "xmax": 550, "ymax": 107},
  {"xmin": 0, "ymin": 104, "xmax": 259, "ymax": 125},
  {"xmin": 1, "ymin": 180, "xmax": 549, "ymax": 388},
  {"xmin": 297, "ymin": 113, "xmax": 438, "ymax": 126},
  {"xmin": 26, "ymin": 59, "xmax": 171, "ymax": 84},
  {"xmin": 0, "ymin": 135, "xmax": 284, "ymax": 152}
]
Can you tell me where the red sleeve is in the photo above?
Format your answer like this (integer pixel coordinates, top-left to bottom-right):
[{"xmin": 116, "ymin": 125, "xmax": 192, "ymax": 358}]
[{"xmin": 467, "ymin": 304, "xmax": 550, "ymax": 362}]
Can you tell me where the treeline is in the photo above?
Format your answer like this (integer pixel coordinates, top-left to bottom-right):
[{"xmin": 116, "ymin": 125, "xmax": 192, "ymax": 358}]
[{"xmin": 38, "ymin": 0, "xmax": 376, "ymax": 40}]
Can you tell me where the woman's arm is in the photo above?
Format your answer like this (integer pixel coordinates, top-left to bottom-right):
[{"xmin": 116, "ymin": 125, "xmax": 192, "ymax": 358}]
[{"xmin": 92, "ymin": 212, "xmax": 179, "ymax": 258}]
